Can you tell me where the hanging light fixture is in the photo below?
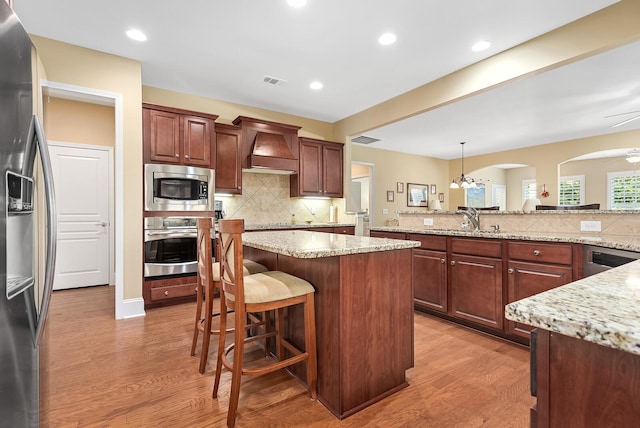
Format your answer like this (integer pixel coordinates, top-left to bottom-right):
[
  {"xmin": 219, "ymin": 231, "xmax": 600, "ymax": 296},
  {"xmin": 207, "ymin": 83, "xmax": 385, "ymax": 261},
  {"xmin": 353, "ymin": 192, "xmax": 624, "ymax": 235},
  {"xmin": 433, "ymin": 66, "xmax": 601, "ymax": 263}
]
[
  {"xmin": 626, "ymin": 149, "xmax": 640, "ymax": 164},
  {"xmin": 450, "ymin": 142, "xmax": 477, "ymax": 189}
]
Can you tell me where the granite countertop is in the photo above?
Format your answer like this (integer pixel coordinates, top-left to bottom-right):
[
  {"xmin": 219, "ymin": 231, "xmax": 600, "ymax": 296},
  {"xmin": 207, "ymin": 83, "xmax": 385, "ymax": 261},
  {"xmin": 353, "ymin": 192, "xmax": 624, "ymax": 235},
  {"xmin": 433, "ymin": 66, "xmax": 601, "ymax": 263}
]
[
  {"xmin": 505, "ymin": 259, "xmax": 640, "ymax": 355},
  {"xmin": 242, "ymin": 229, "xmax": 420, "ymax": 259},
  {"xmin": 371, "ymin": 227, "xmax": 640, "ymax": 252}
]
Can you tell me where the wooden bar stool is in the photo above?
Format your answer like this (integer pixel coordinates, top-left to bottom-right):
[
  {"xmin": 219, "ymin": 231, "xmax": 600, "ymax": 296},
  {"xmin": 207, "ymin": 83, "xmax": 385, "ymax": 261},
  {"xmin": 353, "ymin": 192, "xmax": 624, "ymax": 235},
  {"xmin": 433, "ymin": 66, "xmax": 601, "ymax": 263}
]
[
  {"xmin": 212, "ymin": 219, "xmax": 317, "ymax": 428},
  {"xmin": 190, "ymin": 218, "xmax": 268, "ymax": 374}
]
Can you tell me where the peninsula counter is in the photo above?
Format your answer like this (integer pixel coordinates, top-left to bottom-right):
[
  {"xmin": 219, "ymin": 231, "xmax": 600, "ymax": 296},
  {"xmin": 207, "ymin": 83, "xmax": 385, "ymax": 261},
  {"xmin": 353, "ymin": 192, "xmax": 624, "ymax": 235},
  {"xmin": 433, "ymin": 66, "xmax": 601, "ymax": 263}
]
[{"xmin": 242, "ymin": 230, "xmax": 420, "ymax": 419}]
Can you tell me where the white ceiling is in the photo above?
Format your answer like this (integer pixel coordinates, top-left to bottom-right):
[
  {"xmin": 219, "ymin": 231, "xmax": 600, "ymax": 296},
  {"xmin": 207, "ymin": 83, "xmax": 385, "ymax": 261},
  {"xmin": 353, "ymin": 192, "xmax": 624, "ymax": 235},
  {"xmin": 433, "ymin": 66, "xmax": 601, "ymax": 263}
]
[{"xmin": 14, "ymin": 0, "xmax": 637, "ymax": 160}]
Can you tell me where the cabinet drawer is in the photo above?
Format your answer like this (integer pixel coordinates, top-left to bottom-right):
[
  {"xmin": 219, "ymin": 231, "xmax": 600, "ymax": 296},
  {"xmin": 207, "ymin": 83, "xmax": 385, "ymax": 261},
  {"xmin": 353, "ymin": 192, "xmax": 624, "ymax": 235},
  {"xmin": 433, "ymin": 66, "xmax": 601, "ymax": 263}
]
[
  {"xmin": 370, "ymin": 231, "xmax": 406, "ymax": 240},
  {"xmin": 450, "ymin": 237, "xmax": 502, "ymax": 258},
  {"xmin": 508, "ymin": 241, "xmax": 572, "ymax": 265},
  {"xmin": 334, "ymin": 226, "xmax": 354, "ymax": 235},
  {"xmin": 407, "ymin": 233, "xmax": 446, "ymax": 251},
  {"xmin": 150, "ymin": 282, "xmax": 198, "ymax": 301}
]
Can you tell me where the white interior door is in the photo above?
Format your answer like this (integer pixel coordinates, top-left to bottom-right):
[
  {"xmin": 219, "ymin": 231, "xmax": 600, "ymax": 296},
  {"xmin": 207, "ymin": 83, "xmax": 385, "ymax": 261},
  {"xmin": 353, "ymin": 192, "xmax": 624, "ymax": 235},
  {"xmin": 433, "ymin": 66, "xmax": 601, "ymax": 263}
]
[{"xmin": 49, "ymin": 143, "xmax": 111, "ymax": 290}]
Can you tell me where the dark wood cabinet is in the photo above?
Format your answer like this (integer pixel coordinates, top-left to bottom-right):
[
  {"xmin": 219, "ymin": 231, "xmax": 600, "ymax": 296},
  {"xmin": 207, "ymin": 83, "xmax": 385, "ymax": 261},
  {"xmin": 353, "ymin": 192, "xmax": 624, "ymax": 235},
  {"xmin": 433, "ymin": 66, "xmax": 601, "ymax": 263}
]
[
  {"xmin": 214, "ymin": 123, "xmax": 242, "ymax": 194},
  {"xmin": 532, "ymin": 329, "xmax": 640, "ymax": 427},
  {"xmin": 143, "ymin": 275, "xmax": 198, "ymax": 308},
  {"xmin": 408, "ymin": 234, "xmax": 447, "ymax": 313},
  {"xmin": 143, "ymin": 104, "xmax": 217, "ymax": 168},
  {"xmin": 449, "ymin": 237, "xmax": 503, "ymax": 330},
  {"xmin": 290, "ymin": 137, "xmax": 343, "ymax": 198},
  {"xmin": 370, "ymin": 231, "xmax": 406, "ymax": 239},
  {"xmin": 506, "ymin": 242, "xmax": 574, "ymax": 338}
]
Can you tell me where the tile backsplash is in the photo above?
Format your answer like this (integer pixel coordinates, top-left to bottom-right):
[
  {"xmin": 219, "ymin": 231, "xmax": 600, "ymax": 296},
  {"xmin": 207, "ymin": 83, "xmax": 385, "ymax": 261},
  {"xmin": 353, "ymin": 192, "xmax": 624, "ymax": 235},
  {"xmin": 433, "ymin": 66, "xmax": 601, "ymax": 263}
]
[{"xmin": 217, "ymin": 172, "xmax": 344, "ymax": 225}]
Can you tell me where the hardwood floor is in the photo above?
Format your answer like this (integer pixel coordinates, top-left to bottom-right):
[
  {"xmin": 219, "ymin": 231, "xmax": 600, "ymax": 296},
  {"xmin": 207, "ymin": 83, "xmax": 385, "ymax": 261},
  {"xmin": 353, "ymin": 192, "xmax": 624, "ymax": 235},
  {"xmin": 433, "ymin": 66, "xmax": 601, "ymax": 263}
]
[{"xmin": 41, "ymin": 285, "xmax": 534, "ymax": 427}]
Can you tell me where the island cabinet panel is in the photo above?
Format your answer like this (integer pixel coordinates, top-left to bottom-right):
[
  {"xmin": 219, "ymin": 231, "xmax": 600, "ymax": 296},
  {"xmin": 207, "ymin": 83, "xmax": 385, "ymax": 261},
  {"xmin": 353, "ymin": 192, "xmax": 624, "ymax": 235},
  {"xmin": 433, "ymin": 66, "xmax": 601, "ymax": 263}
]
[
  {"xmin": 408, "ymin": 234, "xmax": 448, "ymax": 313},
  {"xmin": 214, "ymin": 123, "xmax": 242, "ymax": 194},
  {"xmin": 533, "ymin": 329, "xmax": 640, "ymax": 427},
  {"xmin": 449, "ymin": 238, "xmax": 503, "ymax": 330},
  {"xmin": 251, "ymin": 247, "xmax": 414, "ymax": 419}
]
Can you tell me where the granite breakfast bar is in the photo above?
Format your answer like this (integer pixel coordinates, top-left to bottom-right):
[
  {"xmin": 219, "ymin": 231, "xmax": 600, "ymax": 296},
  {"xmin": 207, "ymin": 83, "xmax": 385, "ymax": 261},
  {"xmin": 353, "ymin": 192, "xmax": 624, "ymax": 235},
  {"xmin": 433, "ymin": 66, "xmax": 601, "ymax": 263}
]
[
  {"xmin": 241, "ymin": 230, "xmax": 420, "ymax": 419},
  {"xmin": 505, "ymin": 260, "xmax": 640, "ymax": 427}
]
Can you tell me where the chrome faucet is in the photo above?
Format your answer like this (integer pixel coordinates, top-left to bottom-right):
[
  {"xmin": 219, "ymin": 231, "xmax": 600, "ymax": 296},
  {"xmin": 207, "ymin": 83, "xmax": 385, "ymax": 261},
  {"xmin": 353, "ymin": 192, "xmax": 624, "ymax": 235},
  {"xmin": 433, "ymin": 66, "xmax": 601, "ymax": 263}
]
[{"xmin": 456, "ymin": 206, "xmax": 480, "ymax": 231}]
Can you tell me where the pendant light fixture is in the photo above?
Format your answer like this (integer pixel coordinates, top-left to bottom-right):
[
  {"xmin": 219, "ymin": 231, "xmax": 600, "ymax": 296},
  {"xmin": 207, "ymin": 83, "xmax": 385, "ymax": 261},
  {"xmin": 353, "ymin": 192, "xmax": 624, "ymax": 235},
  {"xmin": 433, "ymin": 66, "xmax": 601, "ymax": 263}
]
[{"xmin": 450, "ymin": 142, "xmax": 477, "ymax": 189}]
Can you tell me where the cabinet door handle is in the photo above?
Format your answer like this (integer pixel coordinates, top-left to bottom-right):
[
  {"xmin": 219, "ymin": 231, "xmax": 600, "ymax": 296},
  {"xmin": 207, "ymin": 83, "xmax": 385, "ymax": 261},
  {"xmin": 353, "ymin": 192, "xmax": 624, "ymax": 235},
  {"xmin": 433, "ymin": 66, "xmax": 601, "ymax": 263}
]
[
  {"xmin": 164, "ymin": 290, "xmax": 169, "ymax": 296},
  {"xmin": 450, "ymin": 260, "xmax": 456, "ymax": 266},
  {"xmin": 508, "ymin": 268, "xmax": 514, "ymax": 274},
  {"xmin": 533, "ymin": 250, "xmax": 540, "ymax": 256},
  {"xmin": 175, "ymin": 153, "xmax": 179, "ymax": 158},
  {"xmin": 185, "ymin": 154, "xmax": 190, "ymax": 159},
  {"xmin": 440, "ymin": 258, "xmax": 446, "ymax": 264}
]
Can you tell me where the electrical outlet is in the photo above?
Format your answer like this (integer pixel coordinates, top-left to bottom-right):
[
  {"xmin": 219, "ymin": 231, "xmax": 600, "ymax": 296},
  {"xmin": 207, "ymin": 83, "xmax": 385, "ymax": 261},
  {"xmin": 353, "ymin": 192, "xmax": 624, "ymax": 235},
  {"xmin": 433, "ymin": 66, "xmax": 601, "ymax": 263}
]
[
  {"xmin": 580, "ymin": 220, "xmax": 601, "ymax": 232},
  {"xmin": 382, "ymin": 208, "xmax": 389, "ymax": 215},
  {"xmin": 423, "ymin": 218, "xmax": 434, "ymax": 226}
]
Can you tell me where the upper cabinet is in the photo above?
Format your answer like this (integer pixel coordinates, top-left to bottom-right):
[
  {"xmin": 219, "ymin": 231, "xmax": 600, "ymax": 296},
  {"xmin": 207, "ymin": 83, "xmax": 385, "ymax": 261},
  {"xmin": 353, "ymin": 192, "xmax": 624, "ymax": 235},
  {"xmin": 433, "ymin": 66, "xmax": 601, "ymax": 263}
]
[
  {"xmin": 290, "ymin": 137, "xmax": 343, "ymax": 198},
  {"xmin": 143, "ymin": 104, "xmax": 217, "ymax": 168},
  {"xmin": 214, "ymin": 123, "xmax": 242, "ymax": 194}
]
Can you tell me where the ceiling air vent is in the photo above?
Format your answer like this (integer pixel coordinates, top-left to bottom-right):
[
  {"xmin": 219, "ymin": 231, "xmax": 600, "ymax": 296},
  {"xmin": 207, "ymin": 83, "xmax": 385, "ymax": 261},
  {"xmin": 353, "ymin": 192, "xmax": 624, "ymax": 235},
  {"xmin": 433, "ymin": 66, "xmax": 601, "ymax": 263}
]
[
  {"xmin": 263, "ymin": 75, "xmax": 288, "ymax": 86},
  {"xmin": 351, "ymin": 135, "xmax": 381, "ymax": 145}
]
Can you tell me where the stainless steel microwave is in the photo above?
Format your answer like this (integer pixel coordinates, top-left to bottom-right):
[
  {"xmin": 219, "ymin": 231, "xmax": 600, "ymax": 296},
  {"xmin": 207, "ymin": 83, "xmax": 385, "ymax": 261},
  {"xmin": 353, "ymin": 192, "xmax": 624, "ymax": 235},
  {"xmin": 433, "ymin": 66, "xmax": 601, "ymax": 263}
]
[{"xmin": 144, "ymin": 163, "xmax": 215, "ymax": 212}]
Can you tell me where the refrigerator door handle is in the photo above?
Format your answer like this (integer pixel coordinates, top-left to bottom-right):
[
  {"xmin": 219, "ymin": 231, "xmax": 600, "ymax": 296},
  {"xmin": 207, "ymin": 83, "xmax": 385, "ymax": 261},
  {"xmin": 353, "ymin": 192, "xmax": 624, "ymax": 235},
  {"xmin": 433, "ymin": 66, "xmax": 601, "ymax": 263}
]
[{"xmin": 31, "ymin": 115, "xmax": 57, "ymax": 346}]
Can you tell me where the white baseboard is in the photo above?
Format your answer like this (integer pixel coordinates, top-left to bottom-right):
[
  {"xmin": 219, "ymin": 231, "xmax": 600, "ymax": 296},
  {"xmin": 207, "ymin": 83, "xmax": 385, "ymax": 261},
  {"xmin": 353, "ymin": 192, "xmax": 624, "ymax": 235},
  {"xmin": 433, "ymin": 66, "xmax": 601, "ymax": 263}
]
[{"xmin": 117, "ymin": 297, "xmax": 146, "ymax": 319}]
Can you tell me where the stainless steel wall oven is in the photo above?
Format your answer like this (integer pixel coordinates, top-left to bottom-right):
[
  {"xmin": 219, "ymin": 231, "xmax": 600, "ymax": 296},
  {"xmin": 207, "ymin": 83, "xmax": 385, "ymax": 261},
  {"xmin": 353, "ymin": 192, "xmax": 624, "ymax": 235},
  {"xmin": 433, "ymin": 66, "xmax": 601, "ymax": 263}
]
[{"xmin": 144, "ymin": 217, "xmax": 214, "ymax": 278}]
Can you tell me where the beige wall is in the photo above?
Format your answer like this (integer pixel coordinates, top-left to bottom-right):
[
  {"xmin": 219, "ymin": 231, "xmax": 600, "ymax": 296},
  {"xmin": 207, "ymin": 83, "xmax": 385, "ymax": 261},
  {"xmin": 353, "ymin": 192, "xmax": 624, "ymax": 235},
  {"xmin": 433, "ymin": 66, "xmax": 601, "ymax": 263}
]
[
  {"xmin": 32, "ymin": 35, "xmax": 143, "ymax": 301},
  {"xmin": 44, "ymin": 97, "xmax": 115, "ymax": 147},
  {"xmin": 351, "ymin": 145, "xmax": 449, "ymax": 226}
]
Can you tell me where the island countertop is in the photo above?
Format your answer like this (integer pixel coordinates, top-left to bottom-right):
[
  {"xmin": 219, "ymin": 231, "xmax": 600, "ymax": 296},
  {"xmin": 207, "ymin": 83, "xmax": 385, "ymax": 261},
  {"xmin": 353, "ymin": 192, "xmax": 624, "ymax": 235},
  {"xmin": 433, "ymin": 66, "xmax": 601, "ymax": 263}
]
[
  {"xmin": 505, "ymin": 259, "xmax": 640, "ymax": 355},
  {"xmin": 242, "ymin": 229, "xmax": 420, "ymax": 259}
]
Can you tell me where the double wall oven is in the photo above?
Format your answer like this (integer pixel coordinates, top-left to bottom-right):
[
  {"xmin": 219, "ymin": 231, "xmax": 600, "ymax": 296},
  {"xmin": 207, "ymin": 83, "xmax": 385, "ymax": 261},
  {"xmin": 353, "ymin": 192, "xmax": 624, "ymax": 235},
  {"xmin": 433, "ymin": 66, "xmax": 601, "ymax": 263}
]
[{"xmin": 144, "ymin": 164, "xmax": 216, "ymax": 280}]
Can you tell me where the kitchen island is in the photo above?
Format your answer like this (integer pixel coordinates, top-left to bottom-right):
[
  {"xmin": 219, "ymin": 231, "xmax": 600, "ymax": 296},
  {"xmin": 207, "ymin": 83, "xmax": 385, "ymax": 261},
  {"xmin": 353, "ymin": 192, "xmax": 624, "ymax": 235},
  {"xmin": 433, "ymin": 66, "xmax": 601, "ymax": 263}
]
[
  {"xmin": 505, "ymin": 260, "xmax": 640, "ymax": 427},
  {"xmin": 241, "ymin": 230, "xmax": 420, "ymax": 419}
]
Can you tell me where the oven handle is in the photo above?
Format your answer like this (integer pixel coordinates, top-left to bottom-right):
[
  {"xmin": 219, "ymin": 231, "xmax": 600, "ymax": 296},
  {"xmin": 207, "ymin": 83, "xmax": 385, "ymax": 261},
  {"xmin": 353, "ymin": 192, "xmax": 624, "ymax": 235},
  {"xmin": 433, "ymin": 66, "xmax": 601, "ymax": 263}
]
[{"xmin": 144, "ymin": 230, "xmax": 197, "ymax": 241}]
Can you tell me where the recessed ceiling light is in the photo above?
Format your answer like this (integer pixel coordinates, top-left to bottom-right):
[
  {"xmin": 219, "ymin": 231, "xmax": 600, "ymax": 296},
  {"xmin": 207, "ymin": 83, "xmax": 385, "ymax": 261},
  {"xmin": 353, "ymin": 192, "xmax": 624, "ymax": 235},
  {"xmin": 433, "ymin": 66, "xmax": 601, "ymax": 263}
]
[
  {"xmin": 310, "ymin": 81, "xmax": 323, "ymax": 90},
  {"xmin": 287, "ymin": 0, "xmax": 307, "ymax": 8},
  {"xmin": 471, "ymin": 40, "xmax": 491, "ymax": 52},
  {"xmin": 126, "ymin": 29, "xmax": 147, "ymax": 42},
  {"xmin": 378, "ymin": 32, "xmax": 397, "ymax": 46}
]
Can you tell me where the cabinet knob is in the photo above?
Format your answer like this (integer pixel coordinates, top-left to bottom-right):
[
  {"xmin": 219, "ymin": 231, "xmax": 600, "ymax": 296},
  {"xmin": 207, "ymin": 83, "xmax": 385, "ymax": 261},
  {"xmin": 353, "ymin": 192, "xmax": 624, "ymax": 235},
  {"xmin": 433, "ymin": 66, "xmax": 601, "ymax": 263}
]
[
  {"xmin": 450, "ymin": 260, "xmax": 456, "ymax": 266},
  {"xmin": 185, "ymin": 155, "xmax": 190, "ymax": 159},
  {"xmin": 508, "ymin": 268, "xmax": 514, "ymax": 274},
  {"xmin": 440, "ymin": 258, "xmax": 446, "ymax": 264},
  {"xmin": 175, "ymin": 153, "xmax": 179, "ymax": 158},
  {"xmin": 164, "ymin": 290, "xmax": 169, "ymax": 296},
  {"xmin": 533, "ymin": 250, "xmax": 540, "ymax": 256}
]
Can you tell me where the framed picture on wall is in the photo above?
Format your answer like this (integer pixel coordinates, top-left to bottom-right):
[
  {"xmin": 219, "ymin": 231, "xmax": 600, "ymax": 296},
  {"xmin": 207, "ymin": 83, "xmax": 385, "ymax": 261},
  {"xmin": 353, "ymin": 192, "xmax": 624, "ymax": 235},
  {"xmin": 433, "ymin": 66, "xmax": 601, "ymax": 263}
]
[
  {"xmin": 430, "ymin": 184, "xmax": 437, "ymax": 195},
  {"xmin": 397, "ymin": 182, "xmax": 404, "ymax": 193},
  {"xmin": 407, "ymin": 183, "xmax": 429, "ymax": 207},
  {"xmin": 438, "ymin": 193, "xmax": 444, "ymax": 202},
  {"xmin": 387, "ymin": 190, "xmax": 395, "ymax": 202}
]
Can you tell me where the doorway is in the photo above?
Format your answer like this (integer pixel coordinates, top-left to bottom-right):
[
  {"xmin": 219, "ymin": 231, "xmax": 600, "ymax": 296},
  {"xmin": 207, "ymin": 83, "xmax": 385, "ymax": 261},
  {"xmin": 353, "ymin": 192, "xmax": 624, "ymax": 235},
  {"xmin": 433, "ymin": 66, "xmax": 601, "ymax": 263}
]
[
  {"xmin": 349, "ymin": 162, "xmax": 373, "ymax": 219},
  {"xmin": 48, "ymin": 143, "xmax": 112, "ymax": 290}
]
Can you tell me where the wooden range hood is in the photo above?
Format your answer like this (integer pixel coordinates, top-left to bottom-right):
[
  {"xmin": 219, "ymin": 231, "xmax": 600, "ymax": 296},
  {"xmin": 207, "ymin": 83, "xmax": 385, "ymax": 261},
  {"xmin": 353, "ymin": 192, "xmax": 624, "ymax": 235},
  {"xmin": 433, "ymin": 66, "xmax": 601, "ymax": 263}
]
[{"xmin": 233, "ymin": 116, "xmax": 302, "ymax": 174}]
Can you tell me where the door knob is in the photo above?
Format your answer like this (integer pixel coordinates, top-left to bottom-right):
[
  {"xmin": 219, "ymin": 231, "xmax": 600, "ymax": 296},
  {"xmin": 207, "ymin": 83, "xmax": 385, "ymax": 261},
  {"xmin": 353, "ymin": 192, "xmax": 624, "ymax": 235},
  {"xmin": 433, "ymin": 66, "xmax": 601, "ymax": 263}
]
[{"xmin": 96, "ymin": 222, "xmax": 107, "ymax": 227}]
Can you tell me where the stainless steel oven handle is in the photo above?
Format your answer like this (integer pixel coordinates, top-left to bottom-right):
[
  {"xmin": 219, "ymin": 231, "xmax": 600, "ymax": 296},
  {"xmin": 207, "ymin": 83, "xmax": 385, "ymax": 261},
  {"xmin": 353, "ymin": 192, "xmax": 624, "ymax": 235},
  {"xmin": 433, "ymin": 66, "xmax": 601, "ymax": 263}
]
[{"xmin": 144, "ymin": 230, "xmax": 197, "ymax": 241}]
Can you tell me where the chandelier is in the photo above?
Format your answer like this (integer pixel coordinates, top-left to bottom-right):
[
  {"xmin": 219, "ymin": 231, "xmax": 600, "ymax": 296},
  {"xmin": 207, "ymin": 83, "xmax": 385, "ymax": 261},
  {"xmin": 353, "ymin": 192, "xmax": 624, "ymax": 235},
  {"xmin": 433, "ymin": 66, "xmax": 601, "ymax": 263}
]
[{"xmin": 450, "ymin": 142, "xmax": 477, "ymax": 189}]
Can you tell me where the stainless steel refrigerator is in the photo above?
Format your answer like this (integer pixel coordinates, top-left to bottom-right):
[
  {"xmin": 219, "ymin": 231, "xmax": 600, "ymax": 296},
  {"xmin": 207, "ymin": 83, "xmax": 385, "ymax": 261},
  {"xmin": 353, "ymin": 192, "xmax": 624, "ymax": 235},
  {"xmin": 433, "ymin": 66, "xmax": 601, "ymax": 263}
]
[{"xmin": 1, "ymin": 2, "xmax": 57, "ymax": 427}]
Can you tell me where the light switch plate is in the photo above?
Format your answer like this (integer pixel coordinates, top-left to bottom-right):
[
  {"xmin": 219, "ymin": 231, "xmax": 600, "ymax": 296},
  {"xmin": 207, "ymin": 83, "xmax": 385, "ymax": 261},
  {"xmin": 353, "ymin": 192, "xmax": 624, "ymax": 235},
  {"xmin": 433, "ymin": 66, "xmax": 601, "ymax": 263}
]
[
  {"xmin": 382, "ymin": 208, "xmax": 389, "ymax": 214},
  {"xmin": 423, "ymin": 218, "xmax": 434, "ymax": 226},
  {"xmin": 580, "ymin": 220, "xmax": 601, "ymax": 232}
]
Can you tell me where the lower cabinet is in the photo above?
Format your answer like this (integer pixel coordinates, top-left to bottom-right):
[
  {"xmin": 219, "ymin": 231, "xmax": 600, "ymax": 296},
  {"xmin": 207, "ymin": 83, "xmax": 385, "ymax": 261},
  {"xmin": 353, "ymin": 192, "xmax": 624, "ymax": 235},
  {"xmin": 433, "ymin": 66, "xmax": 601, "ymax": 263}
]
[
  {"xmin": 450, "ymin": 253, "xmax": 503, "ymax": 329},
  {"xmin": 408, "ymin": 233, "xmax": 447, "ymax": 313}
]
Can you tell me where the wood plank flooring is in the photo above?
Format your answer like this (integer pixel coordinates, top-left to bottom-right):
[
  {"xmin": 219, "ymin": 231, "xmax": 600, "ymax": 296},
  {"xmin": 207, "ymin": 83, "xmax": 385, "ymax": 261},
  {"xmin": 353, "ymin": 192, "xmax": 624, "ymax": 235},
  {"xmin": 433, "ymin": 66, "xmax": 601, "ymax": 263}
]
[{"xmin": 41, "ymin": 285, "xmax": 534, "ymax": 427}]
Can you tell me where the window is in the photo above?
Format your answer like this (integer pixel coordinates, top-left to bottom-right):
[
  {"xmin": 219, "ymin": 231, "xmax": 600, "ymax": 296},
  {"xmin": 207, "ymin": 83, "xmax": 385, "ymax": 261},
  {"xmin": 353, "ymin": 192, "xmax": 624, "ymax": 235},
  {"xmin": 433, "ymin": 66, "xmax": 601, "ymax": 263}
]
[
  {"xmin": 559, "ymin": 175, "xmax": 584, "ymax": 205},
  {"xmin": 607, "ymin": 171, "xmax": 640, "ymax": 210},
  {"xmin": 522, "ymin": 179, "xmax": 537, "ymax": 203},
  {"xmin": 492, "ymin": 184, "xmax": 506, "ymax": 211}
]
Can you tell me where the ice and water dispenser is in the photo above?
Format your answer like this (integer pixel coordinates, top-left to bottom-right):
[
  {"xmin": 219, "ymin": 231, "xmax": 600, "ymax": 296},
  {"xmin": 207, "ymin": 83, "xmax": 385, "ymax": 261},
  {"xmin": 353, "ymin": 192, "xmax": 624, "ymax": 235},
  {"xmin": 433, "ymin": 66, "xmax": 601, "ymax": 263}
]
[{"xmin": 6, "ymin": 171, "xmax": 35, "ymax": 299}]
